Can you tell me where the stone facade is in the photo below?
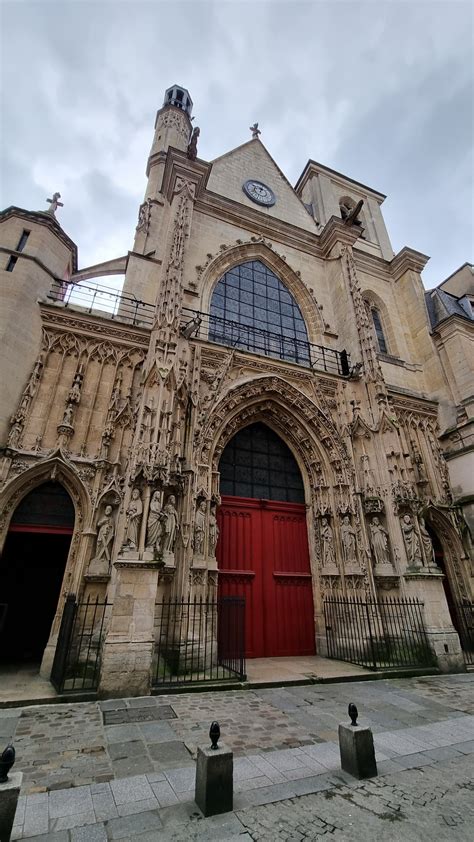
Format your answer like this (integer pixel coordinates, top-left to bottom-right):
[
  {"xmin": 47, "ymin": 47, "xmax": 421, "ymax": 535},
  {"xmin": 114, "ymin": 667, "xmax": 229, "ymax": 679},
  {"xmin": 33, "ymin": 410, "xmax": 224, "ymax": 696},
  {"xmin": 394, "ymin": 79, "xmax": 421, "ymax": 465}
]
[{"xmin": 0, "ymin": 85, "xmax": 472, "ymax": 693}]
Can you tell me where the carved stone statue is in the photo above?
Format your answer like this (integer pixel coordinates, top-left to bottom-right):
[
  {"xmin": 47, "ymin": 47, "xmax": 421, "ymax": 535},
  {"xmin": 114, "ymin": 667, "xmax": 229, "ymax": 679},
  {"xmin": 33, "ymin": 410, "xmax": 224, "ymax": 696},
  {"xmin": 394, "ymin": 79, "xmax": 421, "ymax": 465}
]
[
  {"xmin": 193, "ymin": 500, "xmax": 207, "ymax": 555},
  {"xmin": 209, "ymin": 505, "xmax": 219, "ymax": 556},
  {"xmin": 187, "ymin": 126, "xmax": 200, "ymax": 160},
  {"xmin": 146, "ymin": 491, "xmax": 165, "ymax": 554},
  {"xmin": 162, "ymin": 494, "xmax": 179, "ymax": 553},
  {"xmin": 61, "ymin": 404, "xmax": 74, "ymax": 426},
  {"xmin": 341, "ymin": 515, "xmax": 357, "ymax": 567},
  {"xmin": 419, "ymin": 518, "xmax": 436, "ymax": 566},
  {"xmin": 369, "ymin": 517, "xmax": 391, "ymax": 567},
  {"xmin": 123, "ymin": 487, "xmax": 143, "ymax": 550},
  {"xmin": 320, "ymin": 517, "xmax": 336, "ymax": 568},
  {"xmin": 68, "ymin": 371, "xmax": 83, "ymax": 403},
  {"xmin": 92, "ymin": 505, "xmax": 115, "ymax": 568},
  {"xmin": 360, "ymin": 454, "xmax": 376, "ymax": 494},
  {"xmin": 401, "ymin": 513, "xmax": 423, "ymax": 568},
  {"xmin": 249, "ymin": 122, "xmax": 261, "ymax": 139}
]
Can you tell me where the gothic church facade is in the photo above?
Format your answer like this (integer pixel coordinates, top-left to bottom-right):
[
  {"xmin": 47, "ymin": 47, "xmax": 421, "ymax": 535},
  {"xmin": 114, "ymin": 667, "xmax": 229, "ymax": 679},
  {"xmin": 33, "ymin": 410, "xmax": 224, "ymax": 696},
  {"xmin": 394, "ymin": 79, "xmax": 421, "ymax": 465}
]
[{"xmin": 0, "ymin": 85, "xmax": 472, "ymax": 695}]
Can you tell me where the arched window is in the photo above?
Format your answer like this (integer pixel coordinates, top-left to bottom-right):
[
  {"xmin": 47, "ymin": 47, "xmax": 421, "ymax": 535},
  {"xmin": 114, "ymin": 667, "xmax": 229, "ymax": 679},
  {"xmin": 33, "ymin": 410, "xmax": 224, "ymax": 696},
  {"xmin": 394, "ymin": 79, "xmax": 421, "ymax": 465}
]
[
  {"xmin": 370, "ymin": 306, "xmax": 388, "ymax": 354},
  {"xmin": 209, "ymin": 260, "xmax": 310, "ymax": 364},
  {"xmin": 219, "ymin": 422, "xmax": 305, "ymax": 502}
]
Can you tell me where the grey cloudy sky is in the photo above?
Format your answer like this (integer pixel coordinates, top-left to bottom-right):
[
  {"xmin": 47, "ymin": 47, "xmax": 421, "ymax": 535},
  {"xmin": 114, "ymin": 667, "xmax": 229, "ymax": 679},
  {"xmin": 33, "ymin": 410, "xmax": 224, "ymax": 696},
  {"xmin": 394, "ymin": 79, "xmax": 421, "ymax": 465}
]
[{"xmin": 1, "ymin": 0, "xmax": 472, "ymax": 288}]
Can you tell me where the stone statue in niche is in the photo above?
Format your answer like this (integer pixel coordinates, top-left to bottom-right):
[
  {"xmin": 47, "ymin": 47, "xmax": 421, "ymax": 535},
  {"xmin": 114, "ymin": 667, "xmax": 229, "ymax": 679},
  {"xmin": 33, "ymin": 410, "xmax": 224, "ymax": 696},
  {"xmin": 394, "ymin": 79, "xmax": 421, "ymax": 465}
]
[
  {"xmin": 360, "ymin": 454, "xmax": 376, "ymax": 494},
  {"xmin": 369, "ymin": 517, "xmax": 391, "ymax": 568},
  {"xmin": 193, "ymin": 500, "xmax": 207, "ymax": 555},
  {"xmin": 146, "ymin": 491, "xmax": 165, "ymax": 555},
  {"xmin": 209, "ymin": 504, "xmax": 219, "ymax": 556},
  {"xmin": 68, "ymin": 370, "xmax": 83, "ymax": 404},
  {"xmin": 61, "ymin": 404, "xmax": 74, "ymax": 427},
  {"xmin": 340, "ymin": 515, "xmax": 357, "ymax": 567},
  {"xmin": 161, "ymin": 494, "xmax": 179, "ymax": 554},
  {"xmin": 419, "ymin": 518, "xmax": 436, "ymax": 566},
  {"xmin": 123, "ymin": 487, "xmax": 143, "ymax": 551},
  {"xmin": 89, "ymin": 505, "xmax": 115, "ymax": 574},
  {"xmin": 400, "ymin": 513, "xmax": 423, "ymax": 568},
  {"xmin": 320, "ymin": 517, "xmax": 336, "ymax": 569}
]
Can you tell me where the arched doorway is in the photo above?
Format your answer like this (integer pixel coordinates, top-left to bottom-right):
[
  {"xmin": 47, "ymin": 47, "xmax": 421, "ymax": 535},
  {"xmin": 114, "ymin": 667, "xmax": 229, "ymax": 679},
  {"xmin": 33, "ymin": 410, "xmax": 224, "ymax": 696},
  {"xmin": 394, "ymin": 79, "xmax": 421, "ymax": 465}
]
[
  {"xmin": 0, "ymin": 482, "xmax": 75, "ymax": 663},
  {"xmin": 216, "ymin": 422, "xmax": 315, "ymax": 658}
]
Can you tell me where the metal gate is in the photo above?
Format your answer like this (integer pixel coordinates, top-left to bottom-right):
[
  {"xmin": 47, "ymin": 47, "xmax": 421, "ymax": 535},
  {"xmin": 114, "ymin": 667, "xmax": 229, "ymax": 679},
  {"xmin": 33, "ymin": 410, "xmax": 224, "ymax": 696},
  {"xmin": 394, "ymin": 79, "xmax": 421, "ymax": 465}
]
[
  {"xmin": 50, "ymin": 594, "xmax": 108, "ymax": 692},
  {"xmin": 454, "ymin": 599, "xmax": 474, "ymax": 667},
  {"xmin": 153, "ymin": 596, "xmax": 246, "ymax": 687},
  {"xmin": 324, "ymin": 596, "xmax": 434, "ymax": 670}
]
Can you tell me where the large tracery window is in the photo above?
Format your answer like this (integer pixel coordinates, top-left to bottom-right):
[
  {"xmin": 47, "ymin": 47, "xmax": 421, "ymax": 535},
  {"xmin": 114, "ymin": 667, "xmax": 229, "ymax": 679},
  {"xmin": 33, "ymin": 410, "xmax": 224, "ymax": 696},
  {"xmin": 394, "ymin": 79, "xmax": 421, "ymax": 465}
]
[{"xmin": 209, "ymin": 260, "xmax": 310, "ymax": 364}]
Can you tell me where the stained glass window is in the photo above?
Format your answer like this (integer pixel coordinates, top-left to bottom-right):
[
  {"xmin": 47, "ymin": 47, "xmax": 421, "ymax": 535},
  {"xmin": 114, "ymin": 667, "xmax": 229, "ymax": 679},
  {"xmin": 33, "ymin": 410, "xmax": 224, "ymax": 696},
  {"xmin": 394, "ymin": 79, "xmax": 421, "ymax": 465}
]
[
  {"xmin": 219, "ymin": 422, "xmax": 305, "ymax": 503},
  {"xmin": 209, "ymin": 260, "xmax": 310, "ymax": 364},
  {"xmin": 371, "ymin": 308, "xmax": 388, "ymax": 354}
]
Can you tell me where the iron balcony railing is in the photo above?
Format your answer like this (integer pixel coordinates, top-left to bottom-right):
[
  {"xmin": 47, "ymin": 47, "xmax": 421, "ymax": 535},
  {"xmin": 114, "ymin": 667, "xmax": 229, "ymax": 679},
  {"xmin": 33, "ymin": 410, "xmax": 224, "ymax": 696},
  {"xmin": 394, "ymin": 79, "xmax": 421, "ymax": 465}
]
[
  {"xmin": 47, "ymin": 279, "xmax": 155, "ymax": 328},
  {"xmin": 181, "ymin": 307, "xmax": 351, "ymax": 375},
  {"xmin": 46, "ymin": 280, "xmax": 351, "ymax": 376}
]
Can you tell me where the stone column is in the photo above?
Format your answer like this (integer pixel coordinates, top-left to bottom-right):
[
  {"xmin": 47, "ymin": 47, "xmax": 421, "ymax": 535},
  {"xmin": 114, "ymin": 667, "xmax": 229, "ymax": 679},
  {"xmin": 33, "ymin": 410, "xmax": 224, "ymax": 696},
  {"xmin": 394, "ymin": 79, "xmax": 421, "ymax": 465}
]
[{"xmin": 99, "ymin": 561, "xmax": 160, "ymax": 698}]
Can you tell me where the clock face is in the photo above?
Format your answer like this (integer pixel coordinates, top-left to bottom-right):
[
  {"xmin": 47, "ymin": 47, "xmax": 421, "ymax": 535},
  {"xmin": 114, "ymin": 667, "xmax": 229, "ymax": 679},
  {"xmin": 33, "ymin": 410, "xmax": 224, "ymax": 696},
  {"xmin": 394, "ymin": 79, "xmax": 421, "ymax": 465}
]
[{"xmin": 242, "ymin": 179, "xmax": 276, "ymax": 207}]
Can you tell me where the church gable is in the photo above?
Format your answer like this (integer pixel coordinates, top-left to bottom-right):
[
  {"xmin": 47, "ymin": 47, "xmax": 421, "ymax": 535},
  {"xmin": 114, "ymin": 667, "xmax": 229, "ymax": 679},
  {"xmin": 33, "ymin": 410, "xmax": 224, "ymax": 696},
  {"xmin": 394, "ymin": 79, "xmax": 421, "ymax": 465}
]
[{"xmin": 206, "ymin": 140, "xmax": 317, "ymax": 233}]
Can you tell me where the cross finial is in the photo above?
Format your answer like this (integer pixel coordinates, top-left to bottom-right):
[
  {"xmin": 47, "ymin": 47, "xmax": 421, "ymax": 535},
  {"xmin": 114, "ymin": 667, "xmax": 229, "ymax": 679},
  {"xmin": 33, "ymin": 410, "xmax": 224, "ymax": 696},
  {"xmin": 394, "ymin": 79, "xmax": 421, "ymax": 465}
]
[
  {"xmin": 46, "ymin": 192, "xmax": 64, "ymax": 215},
  {"xmin": 249, "ymin": 122, "xmax": 261, "ymax": 139}
]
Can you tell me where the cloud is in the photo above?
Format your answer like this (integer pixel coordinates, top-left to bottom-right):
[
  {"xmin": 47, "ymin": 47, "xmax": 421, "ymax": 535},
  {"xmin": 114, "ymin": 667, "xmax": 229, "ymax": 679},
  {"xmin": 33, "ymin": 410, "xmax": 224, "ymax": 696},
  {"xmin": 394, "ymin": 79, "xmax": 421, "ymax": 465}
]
[{"xmin": 1, "ymin": 0, "xmax": 472, "ymax": 287}]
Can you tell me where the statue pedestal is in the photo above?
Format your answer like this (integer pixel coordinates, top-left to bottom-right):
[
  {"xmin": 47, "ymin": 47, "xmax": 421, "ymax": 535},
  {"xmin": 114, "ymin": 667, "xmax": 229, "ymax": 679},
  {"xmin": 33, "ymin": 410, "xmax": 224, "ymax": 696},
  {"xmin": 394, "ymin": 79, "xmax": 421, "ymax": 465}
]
[{"xmin": 99, "ymin": 561, "xmax": 160, "ymax": 698}]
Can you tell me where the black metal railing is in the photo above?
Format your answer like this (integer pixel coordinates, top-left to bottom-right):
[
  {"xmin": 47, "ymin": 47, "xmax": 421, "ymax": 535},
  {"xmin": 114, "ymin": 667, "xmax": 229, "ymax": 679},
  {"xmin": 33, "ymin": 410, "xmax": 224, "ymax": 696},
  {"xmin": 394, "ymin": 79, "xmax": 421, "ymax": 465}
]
[
  {"xmin": 48, "ymin": 279, "xmax": 155, "ymax": 327},
  {"xmin": 181, "ymin": 308, "xmax": 351, "ymax": 376},
  {"xmin": 50, "ymin": 594, "xmax": 108, "ymax": 692},
  {"xmin": 454, "ymin": 599, "xmax": 474, "ymax": 667},
  {"xmin": 152, "ymin": 596, "xmax": 246, "ymax": 687},
  {"xmin": 324, "ymin": 596, "xmax": 434, "ymax": 670}
]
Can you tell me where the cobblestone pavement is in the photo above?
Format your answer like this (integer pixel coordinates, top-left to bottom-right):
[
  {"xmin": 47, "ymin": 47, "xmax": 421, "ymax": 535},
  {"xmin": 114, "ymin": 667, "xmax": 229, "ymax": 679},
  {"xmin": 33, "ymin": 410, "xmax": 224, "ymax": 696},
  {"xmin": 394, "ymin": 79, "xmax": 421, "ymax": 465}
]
[{"xmin": 1, "ymin": 673, "xmax": 473, "ymax": 796}]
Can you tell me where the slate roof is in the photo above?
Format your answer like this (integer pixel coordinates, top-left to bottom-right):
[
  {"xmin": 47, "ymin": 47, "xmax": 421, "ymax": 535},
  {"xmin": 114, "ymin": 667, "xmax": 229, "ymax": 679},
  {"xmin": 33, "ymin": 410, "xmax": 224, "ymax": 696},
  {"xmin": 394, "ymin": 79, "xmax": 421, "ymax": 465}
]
[{"xmin": 426, "ymin": 287, "xmax": 473, "ymax": 328}]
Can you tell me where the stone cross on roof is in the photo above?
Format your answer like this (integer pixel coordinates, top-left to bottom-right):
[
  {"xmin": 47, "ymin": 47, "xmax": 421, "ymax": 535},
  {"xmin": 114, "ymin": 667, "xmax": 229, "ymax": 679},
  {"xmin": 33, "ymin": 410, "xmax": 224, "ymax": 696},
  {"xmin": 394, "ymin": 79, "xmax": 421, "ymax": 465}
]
[
  {"xmin": 45, "ymin": 192, "xmax": 64, "ymax": 215},
  {"xmin": 249, "ymin": 122, "xmax": 261, "ymax": 139}
]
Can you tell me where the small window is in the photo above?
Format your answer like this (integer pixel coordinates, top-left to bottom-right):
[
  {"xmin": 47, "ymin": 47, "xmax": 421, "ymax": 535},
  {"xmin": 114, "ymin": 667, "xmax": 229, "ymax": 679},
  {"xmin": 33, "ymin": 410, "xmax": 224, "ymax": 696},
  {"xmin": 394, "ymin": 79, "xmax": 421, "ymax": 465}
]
[
  {"xmin": 6, "ymin": 256, "xmax": 17, "ymax": 272},
  {"xmin": 371, "ymin": 307, "xmax": 388, "ymax": 354},
  {"xmin": 16, "ymin": 230, "xmax": 30, "ymax": 252}
]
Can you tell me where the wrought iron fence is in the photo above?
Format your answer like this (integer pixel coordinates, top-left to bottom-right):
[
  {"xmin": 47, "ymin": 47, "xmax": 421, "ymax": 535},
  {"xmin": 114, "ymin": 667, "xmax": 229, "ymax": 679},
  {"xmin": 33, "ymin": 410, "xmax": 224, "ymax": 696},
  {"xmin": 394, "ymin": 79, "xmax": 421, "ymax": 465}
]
[
  {"xmin": 50, "ymin": 594, "xmax": 108, "ymax": 692},
  {"xmin": 454, "ymin": 599, "xmax": 474, "ymax": 667},
  {"xmin": 181, "ymin": 307, "xmax": 351, "ymax": 376},
  {"xmin": 324, "ymin": 596, "xmax": 434, "ymax": 670},
  {"xmin": 153, "ymin": 596, "xmax": 246, "ymax": 687},
  {"xmin": 48, "ymin": 279, "xmax": 155, "ymax": 327}
]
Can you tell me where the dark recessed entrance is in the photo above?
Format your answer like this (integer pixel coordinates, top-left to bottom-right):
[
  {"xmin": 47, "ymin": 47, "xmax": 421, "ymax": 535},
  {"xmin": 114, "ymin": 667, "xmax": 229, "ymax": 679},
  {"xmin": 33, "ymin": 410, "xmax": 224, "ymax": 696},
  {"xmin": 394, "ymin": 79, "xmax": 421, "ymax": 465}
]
[{"xmin": 0, "ymin": 482, "xmax": 75, "ymax": 663}]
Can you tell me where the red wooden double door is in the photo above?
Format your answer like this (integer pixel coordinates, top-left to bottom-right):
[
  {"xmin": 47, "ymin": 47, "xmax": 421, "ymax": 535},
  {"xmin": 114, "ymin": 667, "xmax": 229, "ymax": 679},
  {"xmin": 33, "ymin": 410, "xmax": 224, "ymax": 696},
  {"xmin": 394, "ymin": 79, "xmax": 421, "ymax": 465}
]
[{"xmin": 217, "ymin": 496, "xmax": 315, "ymax": 659}]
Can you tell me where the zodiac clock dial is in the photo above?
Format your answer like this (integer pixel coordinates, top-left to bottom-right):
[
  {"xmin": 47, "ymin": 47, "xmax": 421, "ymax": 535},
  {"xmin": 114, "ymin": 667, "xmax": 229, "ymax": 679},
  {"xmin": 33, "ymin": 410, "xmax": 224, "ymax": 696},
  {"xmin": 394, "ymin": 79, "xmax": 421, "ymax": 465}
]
[{"xmin": 242, "ymin": 180, "xmax": 276, "ymax": 207}]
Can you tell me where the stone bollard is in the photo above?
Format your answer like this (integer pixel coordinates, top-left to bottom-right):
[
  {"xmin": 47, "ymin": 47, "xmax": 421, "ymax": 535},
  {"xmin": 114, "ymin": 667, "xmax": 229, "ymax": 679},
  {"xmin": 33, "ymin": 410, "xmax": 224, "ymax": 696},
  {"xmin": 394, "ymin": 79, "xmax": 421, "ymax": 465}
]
[
  {"xmin": 195, "ymin": 722, "xmax": 233, "ymax": 817},
  {"xmin": 0, "ymin": 772, "xmax": 23, "ymax": 842},
  {"xmin": 338, "ymin": 703, "xmax": 377, "ymax": 780}
]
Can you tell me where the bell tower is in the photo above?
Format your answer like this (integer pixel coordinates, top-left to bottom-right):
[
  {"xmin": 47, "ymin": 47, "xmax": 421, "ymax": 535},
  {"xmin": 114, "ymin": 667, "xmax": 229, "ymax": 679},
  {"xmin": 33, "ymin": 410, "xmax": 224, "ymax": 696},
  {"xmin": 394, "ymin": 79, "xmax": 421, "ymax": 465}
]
[{"xmin": 145, "ymin": 84, "xmax": 193, "ymax": 199}]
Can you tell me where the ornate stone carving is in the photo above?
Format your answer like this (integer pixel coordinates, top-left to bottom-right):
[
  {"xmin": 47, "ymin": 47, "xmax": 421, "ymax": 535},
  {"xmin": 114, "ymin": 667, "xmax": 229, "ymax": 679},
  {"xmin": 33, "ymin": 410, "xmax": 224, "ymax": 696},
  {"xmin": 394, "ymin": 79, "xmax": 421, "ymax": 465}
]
[
  {"xmin": 123, "ymin": 487, "xmax": 143, "ymax": 550},
  {"xmin": 340, "ymin": 514, "xmax": 359, "ymax": 570},
  {"xmin": 193, "ymin": 499, "xmax": 206, "ymax": 556},
  {"xmin": 146, "ymin": 491, "xmax": 165, "ymax": 555},
  {"xmin": 209, "ymin": 503, "xmax": 219, "ymax": 556},
  {"xmin": 369, "ymin": 516, "xmax": 392, "ymax": 572},
  {"xmin": 161, "ymin": 494, "xmax": 179, "ymax": 554},
  {"xmin": 136, "ymin": 199, "xmax": 152, "ymax": 233},
  {"xmin": 400, "ymin": 513, "xmax": 423, "ymax": 569},
  {"xmin": 88, "ymin": 505, "xmax": 115, "ymax": 576},
  {"xmin": 320, "ymin": 517, "xmax": 337, "ymax": 570}
]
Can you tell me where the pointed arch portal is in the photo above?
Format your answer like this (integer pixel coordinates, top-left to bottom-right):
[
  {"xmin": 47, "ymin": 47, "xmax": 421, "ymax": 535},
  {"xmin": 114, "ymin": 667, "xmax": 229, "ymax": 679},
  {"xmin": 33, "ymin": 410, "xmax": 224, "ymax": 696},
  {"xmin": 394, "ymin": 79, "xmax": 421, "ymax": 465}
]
[
  {"xmin": 0, "ymin": 482, "xmax": 75, "ymax": 663},
  {"xmin": 217, "ymin": 422, "xmax": 315, "ymax": 658}
]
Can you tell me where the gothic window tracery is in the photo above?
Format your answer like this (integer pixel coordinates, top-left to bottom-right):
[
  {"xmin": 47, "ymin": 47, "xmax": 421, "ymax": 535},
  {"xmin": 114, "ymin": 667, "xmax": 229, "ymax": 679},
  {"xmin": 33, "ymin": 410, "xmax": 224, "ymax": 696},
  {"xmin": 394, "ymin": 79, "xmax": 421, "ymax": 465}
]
[
  {"xmin": 209, "ymin": 260, "xmax": 310, "ymax": 364},
  {"xmin": 219, "ymin": 422, "xmax": 305, "ymax": 503},
  {"xmin": 370, "ymin": 306, "xmax": 388, "ymax": 354}
]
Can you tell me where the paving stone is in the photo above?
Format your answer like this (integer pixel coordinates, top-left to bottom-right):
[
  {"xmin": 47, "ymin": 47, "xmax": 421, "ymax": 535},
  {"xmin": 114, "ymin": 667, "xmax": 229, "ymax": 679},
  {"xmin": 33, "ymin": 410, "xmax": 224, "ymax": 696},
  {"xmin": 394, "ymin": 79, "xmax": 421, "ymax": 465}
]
[
  {"xmin": 163, "ymin": 765, "xmax": 196, "ymax": 793},
  {"xmin": 20, "ymin": 833, "xmax": 69, "ymax": 842},
  {"xmin": 149, "ymin": 740, "xmax": 193, "ymax": 766},
  {"xmin": 116, "ymin": 797, "xmax": 159, "ymax": 816},
  {"xmin": 111, "ymin": 756, "xmax": 154, "ymax": 777},
  {"xmin": 53, "ymin": 809, "xmax": 97, "ymax": 831},
  {"xmin": 150, "ymin": 779, "xmax": 180, "ymax": 806},
  {"xmin": 126, "ymin": 697, "xmax": 159, "ymax": 708},
  {"xmin": 108, "ymin": 739, "xmax": 147, "ymax": 759},
  {"xmin": 105, "ymin": 723, "xmax": 142, "ymax": 743},
  {"xmin": 99, "ymin": 700, "xmax": 127, "ymax": 711},
  {"xmin": 110, "ymin": 774, "xmax": 155, "ymax": 805},
  {"xmin": 70, "ymin": 824, "xmax": 108, "ymax": 841},
  {"xmin": 49, "ymin": 785, "xmax": 93, "ymax": 818},
  {"xmin": 138, "ymin": 721, "xmax": 177, "ymax": 742},
  {"xmin": 105, "ymin": 809, "xmax": 163, "ymax": 838}
]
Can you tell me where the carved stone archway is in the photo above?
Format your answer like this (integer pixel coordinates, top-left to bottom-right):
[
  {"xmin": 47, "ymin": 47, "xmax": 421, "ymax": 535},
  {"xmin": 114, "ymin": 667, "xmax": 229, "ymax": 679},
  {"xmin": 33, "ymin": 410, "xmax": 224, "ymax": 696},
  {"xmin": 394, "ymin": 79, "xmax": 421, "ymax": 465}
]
[
  {"xmin": 423, "ymin": 505, "xmax": 472, "ymax": 603},
  {"xmin": 0, "ymin": 455, "xmax": 92, "ymax": 675}
]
